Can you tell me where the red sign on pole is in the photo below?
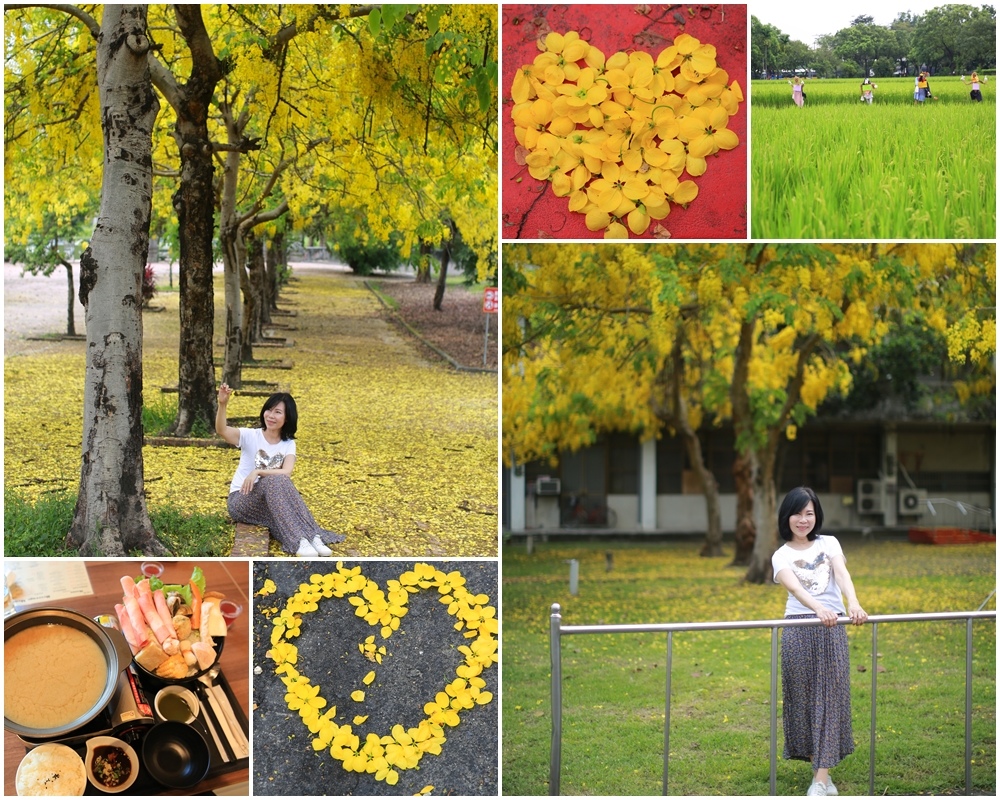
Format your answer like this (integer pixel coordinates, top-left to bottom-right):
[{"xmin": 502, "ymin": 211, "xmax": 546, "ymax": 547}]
[{"xmin": 483, "ymin": 287, "xmax": 499, "ymax": 314}]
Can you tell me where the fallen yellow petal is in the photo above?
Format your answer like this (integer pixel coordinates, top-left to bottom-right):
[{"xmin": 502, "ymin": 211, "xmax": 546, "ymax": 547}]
[
  {"xmin": 363, "ymin": 670, "xmax": 376, "ymax": 685},
  {"xmin": 351, "ymin": 690, "xmax": 365, "ymax": 702}
]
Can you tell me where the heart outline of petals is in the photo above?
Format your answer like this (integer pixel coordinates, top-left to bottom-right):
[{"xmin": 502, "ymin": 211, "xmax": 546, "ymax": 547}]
[{"xmin": 264, "ymin": 562, "xmax": 498, "ymax": 787}]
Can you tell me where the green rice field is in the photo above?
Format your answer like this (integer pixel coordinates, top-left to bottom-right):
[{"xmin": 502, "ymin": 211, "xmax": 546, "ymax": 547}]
[{"xmin": 752, "ymin": 77, "xmax": 995, "ymax": 239}]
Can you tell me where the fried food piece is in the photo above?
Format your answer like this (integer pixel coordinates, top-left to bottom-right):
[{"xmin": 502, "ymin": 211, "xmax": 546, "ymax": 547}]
[
  {"xmin": 134, "ymin": 639, "xmax": 168, "ymax": 672},
  {"xmin": 172, "ymin": 614, "xmax": 192, "ymax": 640},
  {"xmin": 155, "ymin": 653, "xmax": 189, "ymax": 680}
]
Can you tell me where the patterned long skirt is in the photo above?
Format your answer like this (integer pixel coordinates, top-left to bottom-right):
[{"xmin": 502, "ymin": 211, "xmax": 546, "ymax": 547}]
[
  {"xmin": 227, "ymin": 474, "xmax": 345, "ymax": 554},
  {"xmin": 781, "ymin": 615, "xmax": 855, "ymax": 769}
]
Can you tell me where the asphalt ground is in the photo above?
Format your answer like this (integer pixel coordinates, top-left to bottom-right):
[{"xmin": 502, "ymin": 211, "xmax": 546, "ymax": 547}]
[{"xmin": 252, "ymin": 560, "xmax": 498, "ymax": 796}]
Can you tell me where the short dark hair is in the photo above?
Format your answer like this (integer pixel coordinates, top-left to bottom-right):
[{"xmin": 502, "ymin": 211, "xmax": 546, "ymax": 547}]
[
  {"xmin": 260, "ymin": 392, "xmax": 297, "ymax": 440},
  {"xmin": 778, "ymin": 486, "xmax": 824, "ymax": 541}
]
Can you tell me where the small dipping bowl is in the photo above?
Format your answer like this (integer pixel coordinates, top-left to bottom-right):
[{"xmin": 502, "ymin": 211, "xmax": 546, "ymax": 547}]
[
  {"xmin": 84, "ymin": 736, "xmax": 138, "ymax": 794},
  {"xmin": 141, "ymin": 721, "xmax": 210, "ymax": 789},
  {"xmin": 154, "ymin": 685, "xmax": 200, "ymax": 724},
  {"xmin": 219, "ymin": 599, "xmax": 243, "ymax": 628},
  {"xmin": 140, "ymin": 561, "xmax": 164, "ymax": 579}
]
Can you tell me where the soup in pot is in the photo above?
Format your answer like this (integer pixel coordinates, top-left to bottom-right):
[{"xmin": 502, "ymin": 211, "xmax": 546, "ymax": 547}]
[{"xmin": 5, "ymin": 624, "xmax": 108, "ymax": 729}]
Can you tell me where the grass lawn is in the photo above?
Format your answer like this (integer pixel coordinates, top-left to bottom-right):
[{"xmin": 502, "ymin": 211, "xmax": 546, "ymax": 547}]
[{"xmin": 501, "ymin": 536, "xmax": 996, "ymax": 796}]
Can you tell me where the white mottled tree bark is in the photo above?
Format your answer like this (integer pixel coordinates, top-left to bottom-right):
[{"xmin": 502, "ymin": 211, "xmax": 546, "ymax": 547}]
[{"xmin": 68, "ymin": 4, "xmax": 167, "ymax": 555}]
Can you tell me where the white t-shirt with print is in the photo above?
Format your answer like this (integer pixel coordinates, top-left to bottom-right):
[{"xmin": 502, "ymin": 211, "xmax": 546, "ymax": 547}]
[
  {"xmin": 771, "ymin": 534, "xmax": 847, "ymax": 616},
  {"xmin": 228, "ymin": 427, "xmax": 296, "ymax": 494}
]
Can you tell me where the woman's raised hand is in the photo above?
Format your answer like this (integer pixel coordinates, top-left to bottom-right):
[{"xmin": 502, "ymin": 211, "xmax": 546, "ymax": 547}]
[{"xmin": 218, "ymin": 383, "xmax": 234, "ymax": 404}]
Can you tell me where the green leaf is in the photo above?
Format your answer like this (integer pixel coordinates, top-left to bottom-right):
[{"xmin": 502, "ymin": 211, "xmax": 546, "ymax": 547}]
[
  {"xmin": 474, "ymin": 68, "xmax": 491, "ymax": 113},
  {"xmin": 425, "ymin": 31, "xmax": 444, "ymax": 57},
  {"xmin": 368, "ymin": 8, "xmax": 381, "ymax": 38},
  {"xmin": 426, "ymin": 5, "xmax": 446, "ymax": 35},
  {"xmin": 382, "ymin": 4, "xmax": 399, "ymax": 29}
]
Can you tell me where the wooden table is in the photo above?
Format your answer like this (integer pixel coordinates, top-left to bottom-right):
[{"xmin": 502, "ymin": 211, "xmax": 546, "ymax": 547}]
[{"xmin": 4, "ymin": 560, "xmax": 250, "ymax": 796}]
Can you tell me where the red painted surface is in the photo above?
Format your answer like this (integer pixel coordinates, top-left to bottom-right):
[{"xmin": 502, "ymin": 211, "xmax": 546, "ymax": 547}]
[{"xmin": 501, "ymin": 3, "xmax": 748, "ymax": 240}]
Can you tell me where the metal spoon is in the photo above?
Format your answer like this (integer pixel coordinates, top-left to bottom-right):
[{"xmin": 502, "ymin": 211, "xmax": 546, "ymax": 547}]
[{"xmin": 198, "ymin": 666, "xmax": 249, "ymax": 758}]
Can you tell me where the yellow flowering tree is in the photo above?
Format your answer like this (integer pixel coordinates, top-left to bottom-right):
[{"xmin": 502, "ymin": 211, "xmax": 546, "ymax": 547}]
[{"xmin": 504, "ymin": 244, "xmax": 996, "ymax": 582}]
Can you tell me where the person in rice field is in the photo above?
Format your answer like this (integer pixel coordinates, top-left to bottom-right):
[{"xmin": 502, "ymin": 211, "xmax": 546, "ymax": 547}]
[
  {"xmin": 859, "ymin": 78, "xmax": 877, "ymax": 104},
  {"xmin": 772, "ymin": 487, "xmax": 868, "ymax": 797},
  {"xmin": 788, "ymin": 75, "xmax": 806, "ymax": 107},
  {"xmin": 961, "ymin": 71, "xmax": 987, "ymax": 102}
]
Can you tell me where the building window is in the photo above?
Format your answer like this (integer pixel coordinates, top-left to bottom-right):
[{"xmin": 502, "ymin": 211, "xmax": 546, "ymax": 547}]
[{"xmin": 608, "ymin": 433, "xmax": 638, "ymax": 494}]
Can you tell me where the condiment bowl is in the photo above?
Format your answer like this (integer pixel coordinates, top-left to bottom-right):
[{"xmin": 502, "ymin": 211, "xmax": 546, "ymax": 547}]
[
  {"xmin": 141, "ymin": 721, "xmax": 210, "ymax": 789},
  {"xmin": 153, "ymin": 685, "xmax": 200, "ymax": 724},
  {"xmin": 84, "ymin": 736, "xmax": 138, "ymax": 794}
]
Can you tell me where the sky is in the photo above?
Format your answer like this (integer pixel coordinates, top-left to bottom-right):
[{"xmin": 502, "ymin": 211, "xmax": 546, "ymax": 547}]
[{"xmin": 750, "ymin": 1, "xmax": 949, "ymax": 46}]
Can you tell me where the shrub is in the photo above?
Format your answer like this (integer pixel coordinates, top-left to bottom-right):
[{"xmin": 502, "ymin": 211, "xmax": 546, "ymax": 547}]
[{"xmin": 333, "ymin": 225, "xmax": 404, "ymax": 275}]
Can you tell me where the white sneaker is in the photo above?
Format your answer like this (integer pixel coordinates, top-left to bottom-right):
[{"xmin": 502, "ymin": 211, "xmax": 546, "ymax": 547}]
[
  {"xmin": 806, "ymin": 782, "xmax": 827, "ymax": 797},
  {"xmin": 311, "ymin": 536, "xmax": 332, "ymax": 557},
  {"xmin": 296, "ymin": 538, "xmax": 318, "ymax": 557},
  {"xmin": 825, "ymin": 781, "xmax": 838, "ymax": 796}
]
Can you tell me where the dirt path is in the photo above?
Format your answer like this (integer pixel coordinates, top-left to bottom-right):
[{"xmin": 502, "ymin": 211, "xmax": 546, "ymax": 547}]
[
  {"xmin": 4, "ymin": 261, "xmax": 499, "ymax": 558},
  {"xmin": 4, "ymin": 262, "xmax": 498, "ymax": 372}
]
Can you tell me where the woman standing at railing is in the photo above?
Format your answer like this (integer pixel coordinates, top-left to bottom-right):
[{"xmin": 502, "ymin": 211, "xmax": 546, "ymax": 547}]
[{"xmin": 772, "ymin": 487, "xmax": 868, "ymax": 797}]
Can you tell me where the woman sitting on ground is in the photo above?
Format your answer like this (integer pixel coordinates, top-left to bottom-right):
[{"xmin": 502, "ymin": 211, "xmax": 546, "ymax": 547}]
[{"xmin": 217, "ymin": 384, "xmax": 345, "ymax": 557}]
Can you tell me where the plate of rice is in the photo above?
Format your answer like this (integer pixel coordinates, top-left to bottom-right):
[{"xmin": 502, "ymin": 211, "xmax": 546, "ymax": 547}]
[{"xmin": 15, "ymin": 743, "xmax": 86, "ymax": 796}]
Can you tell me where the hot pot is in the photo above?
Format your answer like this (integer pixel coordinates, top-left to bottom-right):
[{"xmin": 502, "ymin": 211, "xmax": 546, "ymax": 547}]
[{"xmin": 4, "ymin": 607, "xmax": 133, "ymax": 739}]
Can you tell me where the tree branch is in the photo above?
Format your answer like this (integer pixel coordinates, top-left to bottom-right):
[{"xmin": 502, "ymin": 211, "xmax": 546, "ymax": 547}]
[{"xmin": 5, "ymin": 3, "xmax": 100, "ymax": 38}]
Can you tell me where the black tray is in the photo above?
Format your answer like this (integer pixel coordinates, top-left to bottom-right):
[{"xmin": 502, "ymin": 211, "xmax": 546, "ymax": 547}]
[{"xmin": 18, "ymin": 667, "xmax": 248, "ymax": 795}]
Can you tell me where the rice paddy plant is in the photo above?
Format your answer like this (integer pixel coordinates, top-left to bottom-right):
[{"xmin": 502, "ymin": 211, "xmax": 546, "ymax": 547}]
[
  {"xmin": 752, "ymin": 80, "xmax": 995, "ymax": 238},
  {"xmin": 752, "ymin": 76, "xmax": 994, "ymax": 108}
]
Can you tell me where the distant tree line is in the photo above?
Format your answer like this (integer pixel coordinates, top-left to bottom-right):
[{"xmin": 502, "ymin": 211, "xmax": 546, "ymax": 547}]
[{"xmin": 752, "ymin": 4, "xmax": 996, "ymax": 78}]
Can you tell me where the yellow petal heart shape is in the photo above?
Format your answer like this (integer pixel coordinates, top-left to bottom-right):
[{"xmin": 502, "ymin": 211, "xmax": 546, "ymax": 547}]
[
  {"xmin": 511, "ymin": 29, "xmax": 743, "ymax": 238},
  {"xmin": 263, "ymin": 562, "xmax": 498, "ymax": 786}
]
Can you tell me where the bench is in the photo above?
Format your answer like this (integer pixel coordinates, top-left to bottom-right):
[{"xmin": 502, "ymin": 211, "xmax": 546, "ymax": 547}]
[{"xmin": 231, "ymin": 523, "xmax": 271, "ymax": 557}]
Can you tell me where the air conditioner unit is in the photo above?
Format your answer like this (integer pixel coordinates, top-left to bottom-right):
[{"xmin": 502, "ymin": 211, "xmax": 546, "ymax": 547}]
[
  {"xmin": 536, "ymin": 478, "xmax": 561, "ymax": 496},
  {"xmin": 898, "ymin": 488, "xmax": 928, "ymax": 516},
  {"xmin": 856, "ymin": 479, "xmax": 884, "ymax": 514}
]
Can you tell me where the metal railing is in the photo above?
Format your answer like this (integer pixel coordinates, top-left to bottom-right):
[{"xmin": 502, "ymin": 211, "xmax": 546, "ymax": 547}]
[{"xmin": 549, "ymin": 605, "xmax": 996, "ymax": 796}]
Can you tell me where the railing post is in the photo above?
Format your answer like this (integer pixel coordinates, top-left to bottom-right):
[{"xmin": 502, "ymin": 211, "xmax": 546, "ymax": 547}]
[
  {"xmin": 549, "ymin": 603, "xmax": 563, "ymax": 796},
  {"xmin": 770, "ymin": 625, "xmax": 778, "ymax": 795},
  {"xmin": 965, "ymin": 618, "xmax": 973, "ymax": 795},
  {"xmin": 870, "ymin": 621, "xmax": 878, "ymax": 796},
  {"xmin": 663, "ymin": 630, "xmax": 673, "ymax": 796}
]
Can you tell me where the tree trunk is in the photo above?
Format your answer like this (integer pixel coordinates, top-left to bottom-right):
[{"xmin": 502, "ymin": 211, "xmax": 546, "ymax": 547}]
[
  {"xmin": 67, "ymin": 5, "xmax": 167, "ymax": 556},
  {"xmin": 265, "ymin": 232, "xmax": 284, "ymax": 312},
  {"xmin": 433, "ymin": 244, "xmax": 449, "ymax": 310},
  {"xmin": 415, "ymin": 241, "xmax": 432, "ymax": 283},
  {"xmin": 745, "ymin": 446, "xmax": 779, "ymax": 584},
  {"xmin": 220, "ymin": 221, "xmax": 243, "ymax": 388},
  {"xmin": 242, "ymin": 233, "xmax": 266, "ymax": 356},
  {"xmin": 219, "ymin": 101, "xmax": 245, "ymax": 388},
  {"xmin": 160, "ymin": 5, "xmax": 222, "ymax": 436},
  {"xmin": 240, "ymin": 233, "xmax": 264, "ymax": 361},
  {"xmin": 653, "ymin": 339, "xmax": 724, "ymax": 555},
  {"xmin": 262, "ymin": 237, "xmax": 276, "ymax": 325},
  {"xmin": 219, "ymin": 133, "xmax": 243, "ymax": 388},
  {"xmin": 731, "ymin": 451, "xmax": 755, "ymax": 565},
  {"xmin": 172, "ymin": 140, "xmax": 218, "ymax": 435},
  {"xmin": 679, "ymin": 430, "xmax": 723, "ymax": 557},
  {"xmin": 61, "ymin": 258, "xmax": 76, "ymax": 336}
]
